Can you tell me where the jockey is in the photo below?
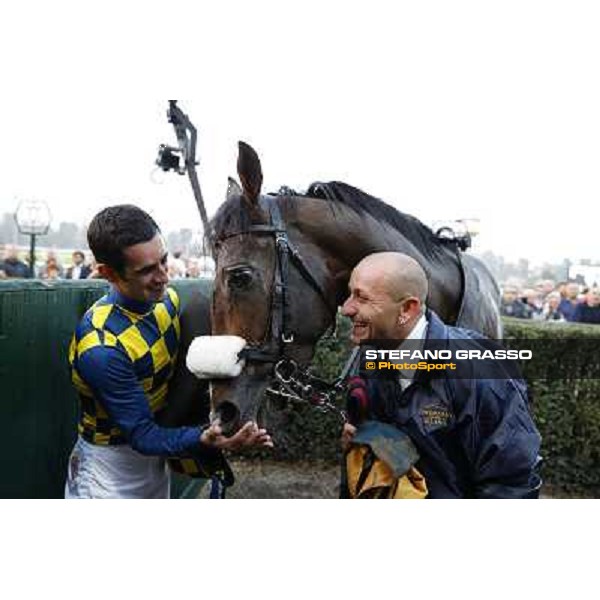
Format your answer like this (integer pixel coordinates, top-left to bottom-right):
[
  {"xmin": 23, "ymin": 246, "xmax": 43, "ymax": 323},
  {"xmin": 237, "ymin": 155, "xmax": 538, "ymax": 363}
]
[{"xmin": 65, "ymin": 204, "xmax": 272, "ymax": 499}]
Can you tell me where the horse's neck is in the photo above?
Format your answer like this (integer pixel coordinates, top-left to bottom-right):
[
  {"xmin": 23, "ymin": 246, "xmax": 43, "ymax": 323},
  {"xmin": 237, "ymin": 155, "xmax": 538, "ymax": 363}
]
[{"xmin": 290, "ymin": 198, "xmax": 463, "ymax": 322}]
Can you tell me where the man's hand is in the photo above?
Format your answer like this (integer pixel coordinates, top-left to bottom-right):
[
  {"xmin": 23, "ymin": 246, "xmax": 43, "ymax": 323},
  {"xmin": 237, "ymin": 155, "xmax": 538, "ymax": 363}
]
[
  {"xmin": 201, "ymin": 420, "xmax": 273, "ymax": 451},
  {"xmin": 341, "ymin": 422, "xmax": 357, "ymax": 452}
]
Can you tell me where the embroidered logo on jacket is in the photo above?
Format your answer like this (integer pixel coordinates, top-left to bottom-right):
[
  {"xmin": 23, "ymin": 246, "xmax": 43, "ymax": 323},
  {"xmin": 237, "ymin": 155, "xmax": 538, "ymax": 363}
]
[{"xmin": 420, "ymin": 404, "xmax": 453, "ymax": 431}]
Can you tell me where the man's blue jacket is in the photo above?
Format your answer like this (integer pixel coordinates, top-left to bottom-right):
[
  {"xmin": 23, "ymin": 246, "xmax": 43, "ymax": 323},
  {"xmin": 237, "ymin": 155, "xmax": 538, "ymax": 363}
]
[{"xmin": 364, "ymin": 311, "xmax": 542, "ymax": 499}]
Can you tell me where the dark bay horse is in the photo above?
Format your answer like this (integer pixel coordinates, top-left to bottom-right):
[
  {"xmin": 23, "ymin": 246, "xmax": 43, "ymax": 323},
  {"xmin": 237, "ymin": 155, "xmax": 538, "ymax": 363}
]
[{"xmin": 208, "ymin": 142, "xmax": 501, "ymax": 433}]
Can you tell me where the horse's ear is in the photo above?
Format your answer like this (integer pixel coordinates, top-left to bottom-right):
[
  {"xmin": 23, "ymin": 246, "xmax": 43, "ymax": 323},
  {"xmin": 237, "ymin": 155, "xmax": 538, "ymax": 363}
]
[
  {"xmin": 227, "ymin": 177, "xmax": 243, "ymax": 201},
  {"xmin": 237, "ymin": 141, "xmax": 263, "ymax": 206}
]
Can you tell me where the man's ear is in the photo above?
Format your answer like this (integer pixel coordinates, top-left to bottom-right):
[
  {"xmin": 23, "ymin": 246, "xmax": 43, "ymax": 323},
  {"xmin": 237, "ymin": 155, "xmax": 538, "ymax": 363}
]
[
  {"xmin": 97, "ymin": 263, "xmax": 120, "ymax": 283},
  {"xmin": 400, "ymin": 297, "xmax": 421, "ymax": 320}
]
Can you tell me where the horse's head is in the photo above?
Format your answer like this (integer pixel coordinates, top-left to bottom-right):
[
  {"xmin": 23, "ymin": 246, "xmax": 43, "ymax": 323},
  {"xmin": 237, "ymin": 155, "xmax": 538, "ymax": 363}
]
[{"xmin": 210, "ymin": 142, "xmax": 338, "ymax": 434}]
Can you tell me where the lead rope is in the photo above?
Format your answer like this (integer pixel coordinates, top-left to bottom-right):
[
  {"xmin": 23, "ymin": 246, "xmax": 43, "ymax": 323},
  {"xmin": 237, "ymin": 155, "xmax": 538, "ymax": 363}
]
[{"xmin": 210, "ymin": 477, "xmax": 226, "ymax": 499}]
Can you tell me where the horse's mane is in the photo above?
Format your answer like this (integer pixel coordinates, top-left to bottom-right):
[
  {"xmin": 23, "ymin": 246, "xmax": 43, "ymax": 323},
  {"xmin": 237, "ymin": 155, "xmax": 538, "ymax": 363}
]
[
  {"xmin": 211, "ymin": 181, "xmax": 453, "ymax": 260},
  {"xmin": 306, "ymin": 181, "xmax": 448, "ymax": 260}
]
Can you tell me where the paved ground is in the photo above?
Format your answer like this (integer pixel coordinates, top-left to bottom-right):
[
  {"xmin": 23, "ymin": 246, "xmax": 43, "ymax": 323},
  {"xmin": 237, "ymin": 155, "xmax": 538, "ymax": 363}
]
[
  {"xmin": 195, "ymin": 458, "xmax": 593, "ymax": 499},
  {"xmin": 196, "ymin": 458, "xmax": 341, "ymax": 499}
]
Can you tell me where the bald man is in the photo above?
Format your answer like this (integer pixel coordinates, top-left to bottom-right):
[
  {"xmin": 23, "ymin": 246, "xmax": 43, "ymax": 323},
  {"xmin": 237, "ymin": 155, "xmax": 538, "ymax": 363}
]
[
  {"xmin": 342, "ymin": 253, "xmax": 428, "ymax": 345},
  {"xmin": 340, "ymin": 252, "xmax": 542, "ymax": 499}
]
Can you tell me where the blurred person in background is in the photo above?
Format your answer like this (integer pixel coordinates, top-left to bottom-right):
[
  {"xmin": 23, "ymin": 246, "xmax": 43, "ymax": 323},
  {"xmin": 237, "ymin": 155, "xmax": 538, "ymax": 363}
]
[
  {"xmin": 0, "ymin": 244, "xmax": 30, "ymax": 279},
  {"xmin": 0, "ymin": 244, "xmax": 5, "ymax": 278},
  {"xmin": 500, "ymin": 285, "xmax": 532, "ymax": 319},
  {"xmin": 573, "ymin": 287, "xmax": 600, "ymax": 324},
  {"xmin": 196, "ymin": 255, "xmax": 215, "ymax": 279},
  {"xmin": 38, "ymin": 250, "xmax": 64, "ymax": 279},
  {"xmin": 535, "ymin": 279, "xmax": 555, "ymax": 300},
  {"xmin": 185, "ymin": 257, "xmax": 201, "ymax": 278},
  {"xmin": 65, "ymin": 250, "xmax": 92, "ymax": 280},
  {"xmin": 522, "ymin": 288, "xmax": 543, "ymax": 320},
  {"xmin": 168, "ymin": 250, "xmax": 187, "ymax": 278},
  {"xmin": 541, "ymin": 291, "xmax": 566, "ymax": 322},
  {"xmin": 559, "ymin": 282, "xmax": 581, "ymax": 322},
  {"xmin": 540, "ymin": 279, "xmax": 555, "ymax": 296},
  {"xmin": 45, "ymin": 264, "xmax": 61, "ymax": 280}
]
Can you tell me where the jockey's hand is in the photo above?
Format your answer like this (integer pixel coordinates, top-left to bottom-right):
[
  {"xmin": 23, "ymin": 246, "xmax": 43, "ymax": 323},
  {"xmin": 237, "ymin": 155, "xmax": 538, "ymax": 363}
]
[
  {"xmin": 341, "ymin": 422, "xmax": 357, "ymax": 452},
  {"xmin": 201, "ymin": 420, "xmax": 273, "ymax": 451}
]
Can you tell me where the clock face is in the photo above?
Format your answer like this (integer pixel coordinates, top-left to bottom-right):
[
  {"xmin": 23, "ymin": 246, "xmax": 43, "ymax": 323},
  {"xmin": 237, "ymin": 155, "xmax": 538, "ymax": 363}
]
[{"xmin": 14, "ymin": 200, "xmax": 51, "ymax": 235}]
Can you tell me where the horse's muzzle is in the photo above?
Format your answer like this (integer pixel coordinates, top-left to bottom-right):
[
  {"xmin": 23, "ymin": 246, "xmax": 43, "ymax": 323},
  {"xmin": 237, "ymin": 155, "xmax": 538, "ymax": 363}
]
[
  {"xmin": 213, "ymin": 401, "xmax": 241, "ymax": 437},
  {"xmin": 211, "ymin": 372, "xmax": 271, "ymax": 437}
]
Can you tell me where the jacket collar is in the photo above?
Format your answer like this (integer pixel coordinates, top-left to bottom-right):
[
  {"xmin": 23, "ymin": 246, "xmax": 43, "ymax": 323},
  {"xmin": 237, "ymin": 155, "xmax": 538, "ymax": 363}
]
[
  {"xmin": 409, "ymin": 309, "xmax": 451, "ymax": 386},
  {"xmin": 424, "ymin": 309, "xmax": 450, "ymax": 343}
]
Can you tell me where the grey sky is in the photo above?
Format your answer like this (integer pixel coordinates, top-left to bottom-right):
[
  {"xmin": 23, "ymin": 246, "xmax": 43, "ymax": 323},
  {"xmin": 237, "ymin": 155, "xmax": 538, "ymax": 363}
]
[{"xmin": 0, "ymin": 2, "xmax": 598, "ymax": 264}]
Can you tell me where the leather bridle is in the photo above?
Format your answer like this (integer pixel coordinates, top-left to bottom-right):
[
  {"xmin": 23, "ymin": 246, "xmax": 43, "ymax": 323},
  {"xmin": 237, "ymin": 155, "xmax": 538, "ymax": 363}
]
[
  {"xmin": 216, "ymin": 194, "xmax": 336, "ymax": 364},
  {"xmin": 215, "ymin": 194, "xmax": 348, "ymax": 415}
]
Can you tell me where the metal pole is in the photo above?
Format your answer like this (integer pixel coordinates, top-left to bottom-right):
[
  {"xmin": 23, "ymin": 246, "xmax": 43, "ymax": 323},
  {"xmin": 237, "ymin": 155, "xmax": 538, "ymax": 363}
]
[
  {"xmin": 166, "ymin": 101, "xmax": 215, "ymax": 255},
  {"xmin": 29, "ymin": 233, "xmax": 36, "ymax": 278},
  {"xmin": 187, "ymin": 167, "xmax": 214, "ymax": 255}
]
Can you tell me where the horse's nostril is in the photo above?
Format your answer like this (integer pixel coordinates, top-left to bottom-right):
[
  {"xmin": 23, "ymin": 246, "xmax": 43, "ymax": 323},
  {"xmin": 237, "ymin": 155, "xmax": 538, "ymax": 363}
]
[{"xmin": 216, "ymin": 401, "xmax": 240, "ymax": 436}]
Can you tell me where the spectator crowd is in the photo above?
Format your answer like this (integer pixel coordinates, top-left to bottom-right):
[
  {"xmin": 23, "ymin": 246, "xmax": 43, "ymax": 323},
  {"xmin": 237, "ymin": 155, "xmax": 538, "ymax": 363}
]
[
  {"xmin": 501, "ymin": 279, "xmax": 600, "ymax": 325},
  {"xmin": 2, "ymin": 243, "xmax": 598, "ymax": 325},
  {"xmin": 0, "ymin": 244, "xmax": 216, "ymax": 282}
]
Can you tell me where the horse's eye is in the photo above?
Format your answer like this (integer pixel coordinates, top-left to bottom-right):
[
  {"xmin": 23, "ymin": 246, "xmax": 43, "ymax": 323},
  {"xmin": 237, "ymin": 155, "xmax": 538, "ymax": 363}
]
[{"xmin": 227, "ymin": 267, "xmax": 254, "ymax": 290}]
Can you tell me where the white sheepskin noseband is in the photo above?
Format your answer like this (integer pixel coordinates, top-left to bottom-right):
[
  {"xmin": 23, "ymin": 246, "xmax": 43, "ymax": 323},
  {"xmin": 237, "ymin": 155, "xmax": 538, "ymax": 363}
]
[{"xmin": 185, "ymin": 335, "xmax": 247, "ymax": 379}]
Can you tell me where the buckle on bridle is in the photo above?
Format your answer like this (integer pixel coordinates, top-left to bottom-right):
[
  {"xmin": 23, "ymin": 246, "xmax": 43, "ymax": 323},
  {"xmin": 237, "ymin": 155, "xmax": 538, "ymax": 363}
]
[{"xmin": 274, "ymin": 359, "xmax": 297, "ymax": 384}]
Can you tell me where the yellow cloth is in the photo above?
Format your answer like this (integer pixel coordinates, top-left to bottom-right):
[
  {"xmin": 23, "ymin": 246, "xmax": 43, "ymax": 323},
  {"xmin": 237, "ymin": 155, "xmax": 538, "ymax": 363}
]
[{"xmin": 346, "ymin": 445, "xmax": 427, "ymax": 499}]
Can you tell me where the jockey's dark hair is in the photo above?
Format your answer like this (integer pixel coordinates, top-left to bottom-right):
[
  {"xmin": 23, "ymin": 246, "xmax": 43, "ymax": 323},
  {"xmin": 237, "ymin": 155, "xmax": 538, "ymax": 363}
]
[{"xmin": 87, "ymin": 204, "xmax": 160, "ymax": 274}]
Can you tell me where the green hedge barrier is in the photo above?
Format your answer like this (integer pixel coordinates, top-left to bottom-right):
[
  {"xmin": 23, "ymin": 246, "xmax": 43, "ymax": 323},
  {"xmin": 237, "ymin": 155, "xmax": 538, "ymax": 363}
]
[
  {"xmin": 2, "ymin": 278, "xmax": 596, "ymax": 496},
  {"xmin": 502, "ymin": 318, "xmax": 600, "ymax": 495},
  {"xmin": 261, "ymin": 316, "xmax": 600, "ymax": 496}
]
